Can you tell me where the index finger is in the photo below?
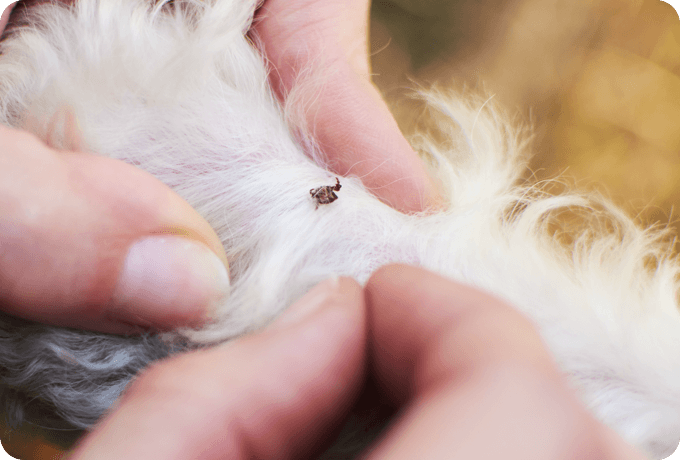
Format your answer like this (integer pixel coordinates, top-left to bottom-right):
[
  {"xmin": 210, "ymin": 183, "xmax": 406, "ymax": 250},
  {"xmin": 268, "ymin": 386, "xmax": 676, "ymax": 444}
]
[{"xmin": 251, "ymin": 1, "xmax": 442, "ymax": 213}]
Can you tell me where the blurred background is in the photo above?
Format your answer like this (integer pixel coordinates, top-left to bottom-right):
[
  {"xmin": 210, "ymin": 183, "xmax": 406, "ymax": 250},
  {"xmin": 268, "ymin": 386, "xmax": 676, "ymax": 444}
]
[
  {"xmin": 372, "ymin": 0, "xmax": 680, "ymax": 231},
  {"xmin": 3, "ymin": 0, "xmax": 680, "ymax": 458}
]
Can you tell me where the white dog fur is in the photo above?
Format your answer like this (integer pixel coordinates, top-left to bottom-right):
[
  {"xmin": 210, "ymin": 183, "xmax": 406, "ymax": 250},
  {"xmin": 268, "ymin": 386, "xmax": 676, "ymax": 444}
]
[{"xmin": 0, "ymin": 0, "xmax": 679, "ymax": 457}]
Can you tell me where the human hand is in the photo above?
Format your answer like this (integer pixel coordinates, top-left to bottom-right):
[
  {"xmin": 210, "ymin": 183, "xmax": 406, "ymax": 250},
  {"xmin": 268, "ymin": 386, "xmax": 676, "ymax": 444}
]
[
  {"xmin": 0, "ymin": 123, "xmax": 229, "ymax": 334},
  {"xmin": 1, "ymin": 3, "xmax": 228, "ymax": 335},
  {"xmin": 68, "ymin": 265, "xmax": 647, "ymax": 459},
  {"xmin": 250, "ymin": 0, "xmax": 442, "ymax": 214}
]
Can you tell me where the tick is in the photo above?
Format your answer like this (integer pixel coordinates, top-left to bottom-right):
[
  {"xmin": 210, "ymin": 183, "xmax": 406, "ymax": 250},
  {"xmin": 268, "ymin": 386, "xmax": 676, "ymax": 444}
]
[{"xmin": 310, "ymin": 177, "xmax": 342, "ymax": 209}]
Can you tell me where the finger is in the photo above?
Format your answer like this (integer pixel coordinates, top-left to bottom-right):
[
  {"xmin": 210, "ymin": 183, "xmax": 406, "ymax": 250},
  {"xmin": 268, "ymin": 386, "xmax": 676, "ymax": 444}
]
[
  {"xmin": 0, "ymin": 2, "xmax": 14, "ymax": 35},
  {"xmin": 305, "ymin": 69, "xmax": 442, "ymax": 214},
  {"xmin": 0, "ymin": 126, "xmax": 228, "ymax": 333},
  {"xmin": 363, "ymin": 264, "xmax": 647, "ymax": 460},
  {"xmin": 364, "ymin": 264, "xmax": 556, "ymax": 404},
  {"xmin": 252, "ymin": 1, "xmax": 442, "ymax": 214},
  {"xmin": 69, "ymin": 277, "xmax": 366, "ymax": 460}
]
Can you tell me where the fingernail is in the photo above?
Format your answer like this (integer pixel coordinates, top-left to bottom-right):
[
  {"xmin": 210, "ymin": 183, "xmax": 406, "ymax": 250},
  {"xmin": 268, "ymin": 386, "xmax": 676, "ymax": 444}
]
[
  {"xmin": 270, "ymin": 276, "xmax": 340, "ymax": 330},
  {"xmin": 111, "ymin": 236, "xmax": 230, "ymax": 326}
]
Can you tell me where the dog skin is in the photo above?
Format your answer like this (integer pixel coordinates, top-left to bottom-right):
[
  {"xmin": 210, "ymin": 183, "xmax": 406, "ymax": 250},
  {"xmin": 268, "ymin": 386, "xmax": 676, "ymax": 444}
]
[{"xmin": 0, "ymin": 0, "xmax": 678, "ymax": 458}]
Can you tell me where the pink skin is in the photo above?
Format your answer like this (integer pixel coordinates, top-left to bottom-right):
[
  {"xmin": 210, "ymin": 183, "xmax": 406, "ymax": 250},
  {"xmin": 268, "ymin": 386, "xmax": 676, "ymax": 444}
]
[
  {"xmin": 250, "ymin": 0, "xmax": 442, "ymax": 213},
  {"xmin": 69, "ymin": 266, "xmax": 647, "ymax": 460},
  {"xmin": 0, "ymin": 3, "xmax": 13, "ymax": 32},
  {"xmin": 0, "ymin": 5, "xmax": 229, "ymax": 334},
  {"xmin": 0, "ymin": 0, "xmax": 439, "ymax": 331}
]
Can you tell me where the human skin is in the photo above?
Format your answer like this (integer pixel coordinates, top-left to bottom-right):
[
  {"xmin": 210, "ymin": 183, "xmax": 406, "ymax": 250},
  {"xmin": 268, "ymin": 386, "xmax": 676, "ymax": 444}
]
[
  {"xmin": 68, "ymin": 265, "xmax": 648, "ymax": 460},
  {"xmin": 0, "ymin": 124, "xmax": 230, "ymax": 333},
  {"xmin": 0, "ymin": 2, "xmax": 647, "ymax": 459},
  {"xmin": 0, "ymin": 1, "xmax": 231, "ymax": 333},
  {"xmin": 0, "ymin": 3, "xmax": 10, "ymax": 32},
  {"xmin": 250, "ymin": 0, "xmax": 442, "ymax": 213},
  {"xmin": 0, "ymin": 0, "xmax": 439, "ymax": 333}
]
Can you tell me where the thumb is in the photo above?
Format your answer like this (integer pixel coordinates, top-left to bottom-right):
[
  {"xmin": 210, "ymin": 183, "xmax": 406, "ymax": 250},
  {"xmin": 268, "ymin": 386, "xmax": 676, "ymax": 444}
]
[
  {"xmin": 0, "ymin": 126, "xmax": 229, "ymax": 333},
  {"xmin": 69, "ymin": 277, "xmax": 365, "ymax": 460}
]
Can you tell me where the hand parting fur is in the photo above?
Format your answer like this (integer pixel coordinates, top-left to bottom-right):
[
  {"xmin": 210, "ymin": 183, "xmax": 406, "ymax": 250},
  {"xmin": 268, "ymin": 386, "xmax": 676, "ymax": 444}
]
[{"xmin": 0, "ymin": 1, "xmax": 678, "ymax": 458}]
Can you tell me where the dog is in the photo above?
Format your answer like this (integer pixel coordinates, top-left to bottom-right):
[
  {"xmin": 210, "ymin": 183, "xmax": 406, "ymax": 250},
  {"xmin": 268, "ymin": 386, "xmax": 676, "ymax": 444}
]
[{"xmin": 0, "ymin": 0, "xmax": 679, "ymax": 458}]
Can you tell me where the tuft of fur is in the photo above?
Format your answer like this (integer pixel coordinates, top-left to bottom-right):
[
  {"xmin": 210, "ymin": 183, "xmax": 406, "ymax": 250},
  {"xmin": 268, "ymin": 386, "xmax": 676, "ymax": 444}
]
[{"xmin": 0, "ymin": 0, "xmax": 679, "ymax": 457}]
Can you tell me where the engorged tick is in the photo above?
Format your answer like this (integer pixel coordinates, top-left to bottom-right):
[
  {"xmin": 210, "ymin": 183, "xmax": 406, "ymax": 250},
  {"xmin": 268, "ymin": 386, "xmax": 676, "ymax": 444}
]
[{"xmin": 310, "ymin": 177, "xmax": 342, "ymax": 209}]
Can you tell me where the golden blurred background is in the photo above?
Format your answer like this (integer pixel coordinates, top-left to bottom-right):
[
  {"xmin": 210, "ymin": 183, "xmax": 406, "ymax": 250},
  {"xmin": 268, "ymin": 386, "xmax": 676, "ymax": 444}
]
[
  {"xmin": 3, "ymin": 0, "xmax": 680, "ymax": 458},
  {"xmin": 372, "ymin": 0, "xmax": 680, "ymax": 229}
]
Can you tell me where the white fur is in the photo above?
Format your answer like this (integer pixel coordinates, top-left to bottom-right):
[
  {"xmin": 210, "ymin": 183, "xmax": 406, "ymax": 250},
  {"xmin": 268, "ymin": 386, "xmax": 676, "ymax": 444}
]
[{"xmin": 0, "ymin": 0, "xmax": 679, "ymax": 457}]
